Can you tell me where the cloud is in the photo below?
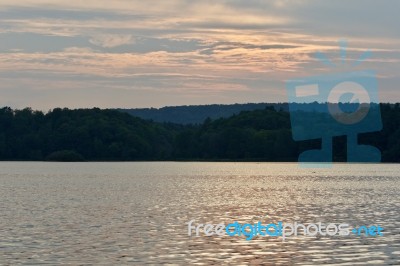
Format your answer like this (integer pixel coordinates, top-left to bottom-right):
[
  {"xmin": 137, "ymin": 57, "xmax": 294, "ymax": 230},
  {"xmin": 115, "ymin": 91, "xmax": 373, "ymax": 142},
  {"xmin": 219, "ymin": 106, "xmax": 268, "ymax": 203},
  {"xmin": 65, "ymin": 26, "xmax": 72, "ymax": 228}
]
[
  {"xmin": 0, "ymin": 0, "xmax": 399, "ymax": 108},
  {"xmin": 89, "ymin": 34, "xmax": 135, "ymax": 48},
  {"xmin": 63, "ymin": 47, "xmax": 95, "ymax": 53}
]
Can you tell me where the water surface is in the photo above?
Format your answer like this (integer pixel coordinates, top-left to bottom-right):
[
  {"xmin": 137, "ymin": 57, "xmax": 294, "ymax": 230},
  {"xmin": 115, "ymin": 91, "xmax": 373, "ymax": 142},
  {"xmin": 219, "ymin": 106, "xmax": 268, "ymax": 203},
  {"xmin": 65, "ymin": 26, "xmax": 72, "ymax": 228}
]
[{"xmin": 0, "ymin": 162, "xmax": 399, "ymax": 264}]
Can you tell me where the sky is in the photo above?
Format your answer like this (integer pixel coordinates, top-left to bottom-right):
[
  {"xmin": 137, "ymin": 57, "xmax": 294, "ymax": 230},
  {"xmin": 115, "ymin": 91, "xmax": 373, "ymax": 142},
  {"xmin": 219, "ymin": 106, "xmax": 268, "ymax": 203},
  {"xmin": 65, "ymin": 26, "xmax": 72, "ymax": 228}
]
[{"xmin": 0, "ymin": 0, "xmax": 399, "ymax": 109}]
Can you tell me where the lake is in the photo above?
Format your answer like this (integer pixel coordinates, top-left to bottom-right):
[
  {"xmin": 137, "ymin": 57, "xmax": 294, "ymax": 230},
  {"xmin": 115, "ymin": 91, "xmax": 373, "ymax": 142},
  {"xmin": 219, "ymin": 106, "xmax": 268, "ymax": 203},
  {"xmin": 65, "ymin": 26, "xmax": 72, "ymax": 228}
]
[{"xmin": 0, "ymin": 162, "xmax": 399, "ymax": 265}]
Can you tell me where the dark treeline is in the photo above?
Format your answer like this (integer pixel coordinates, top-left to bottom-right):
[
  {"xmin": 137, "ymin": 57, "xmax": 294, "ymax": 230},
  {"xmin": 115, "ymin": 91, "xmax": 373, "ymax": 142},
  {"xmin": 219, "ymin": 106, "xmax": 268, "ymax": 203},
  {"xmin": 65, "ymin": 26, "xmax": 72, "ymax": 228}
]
[
  {"xmin": 0, "ymin": 107, "xmax": 175, "ymax": 161},
  {"xmin": 0, "ymin": 104, "xmax": 399, "ymax": 162}
]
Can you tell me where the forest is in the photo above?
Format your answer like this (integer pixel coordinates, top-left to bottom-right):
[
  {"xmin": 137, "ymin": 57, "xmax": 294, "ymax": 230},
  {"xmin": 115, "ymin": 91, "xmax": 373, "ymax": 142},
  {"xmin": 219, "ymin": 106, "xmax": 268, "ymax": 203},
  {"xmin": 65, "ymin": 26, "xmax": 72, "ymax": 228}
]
[{"xmin": 0, "ymin": 104, "xmax": 399, "ymax": 162}]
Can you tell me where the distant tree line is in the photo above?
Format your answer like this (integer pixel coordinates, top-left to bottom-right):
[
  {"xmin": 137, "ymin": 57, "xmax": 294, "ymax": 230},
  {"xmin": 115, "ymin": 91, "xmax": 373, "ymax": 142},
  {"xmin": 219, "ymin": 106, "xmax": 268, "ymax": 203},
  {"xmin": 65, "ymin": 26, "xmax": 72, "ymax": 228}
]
[
  {"xmin": 0, "ymin": 104, "xmax": 399, "ymax": 162},
  {"xmin": 118, "ymin": 103, "xmax": 289, "ymax": 124}
]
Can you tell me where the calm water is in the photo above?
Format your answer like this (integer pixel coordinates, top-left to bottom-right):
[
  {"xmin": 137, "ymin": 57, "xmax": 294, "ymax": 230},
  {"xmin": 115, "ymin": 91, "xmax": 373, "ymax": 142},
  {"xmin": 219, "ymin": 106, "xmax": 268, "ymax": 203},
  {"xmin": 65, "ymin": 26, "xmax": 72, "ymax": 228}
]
[{"xmin": 0, "ymin": 162, "xmax": 399, "ymax": 265}]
